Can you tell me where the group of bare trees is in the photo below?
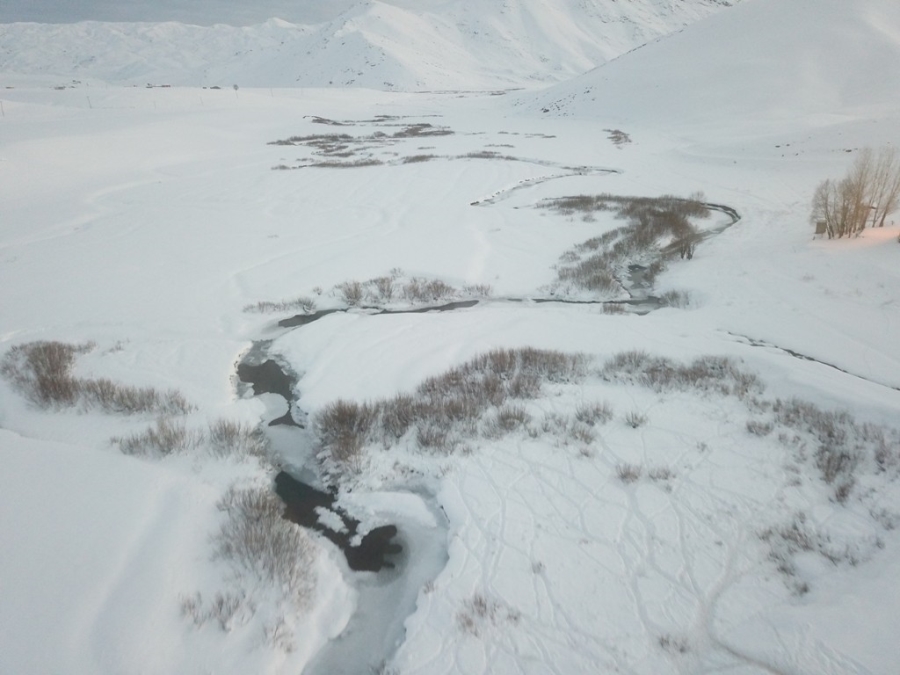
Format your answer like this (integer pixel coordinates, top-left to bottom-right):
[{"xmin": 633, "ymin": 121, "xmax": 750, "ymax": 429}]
[{"xmin": 810, "ymin": 146, "xmax": 900, "ymax": 238}]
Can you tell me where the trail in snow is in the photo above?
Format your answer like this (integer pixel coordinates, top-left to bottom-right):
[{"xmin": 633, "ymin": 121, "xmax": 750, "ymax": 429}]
[{"xmin": 726, "ymin": 332, "xmax": 900, "ymax": 393}]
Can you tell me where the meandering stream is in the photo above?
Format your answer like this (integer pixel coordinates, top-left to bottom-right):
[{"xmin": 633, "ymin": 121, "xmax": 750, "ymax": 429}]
[{"xmin": 236, "ymin": 174, "xmax": 740, "ymax": 673}]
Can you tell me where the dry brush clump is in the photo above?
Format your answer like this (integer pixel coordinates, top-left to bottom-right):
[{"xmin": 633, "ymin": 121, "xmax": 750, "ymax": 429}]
[
  {"xmin": 657, "ymin": 290, "xmax": 693, "ymax": 309},
  {"xmin": 616, "ymin": 463, "xmax": 643, "ymax": 484},
  {"xmin": 213, "ymin": 485, "xmax": 317, "ymax": 610},
  {"xmin": 456, "ymin": 592, "xmax": 521, "ymax": 637},
  {"xmin": 350, "ymin": 272, "xmax": 492, "ymax": 306},
  {"xmin": 244, "ymin": 296, "xmax": 316, "ymax": 314},
  {"xmin": 113, "ymin": 417, "xmax": 273, "ymax": 464},
  {"xmin": 539, "ymin": 193, "xmax": 709, "ymax": 298},
  {"xmin": 601, "ymin": 350, "xmax": 899, "ymax": 504},
  {"xmin": 113, "ymin": 417, "xmax": 203, "ymax": 457},
  {"xmin": 180, "ymin": 591, "xmax": 254, "ymax": 632},
  {"xmin": 1, "ymin": 340, "xmax": 193, "ymax": 415},
  {"xmin": 182, "ymin": 485, "xmax": 318, "ymax": 645},
  {"xmin": 601, "ymin": 350, "xmax": 763, "ymax": 399},
  {"xmin": 535, "ymin": 410, "xmax": 608, "ymax": 447},
  {"xmin": 208, "ymin": 419, "xmax": 271, "ymax": 461},
  {"xmin": 624, "ymin": 410, "xmax": 648, "ymax": 428},
  {"xmin": 771, "ymin": 398, "xmax": 900, "ymax": 501},
  {"xmin": 759, "ymin": 511, "xmax": 881, "ymax": 595},
  {"xmin": 338, "ymin": 280, "xmax": 365, "ymax": 306},
  {"xmin": 255, "ymin": 273, "xmax": 492, "ymax": 314},
  {"xmin": 574, "ymin": 401, "xmax": 614, "ymax": 427},
  {"xmin": 315, "ymin": 348, "xmax": 588, "ymax": 472}
]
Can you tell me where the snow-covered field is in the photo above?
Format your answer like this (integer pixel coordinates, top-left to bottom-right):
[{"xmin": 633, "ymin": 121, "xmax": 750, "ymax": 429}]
[{"xmin": 2, "ymin": 0, "xmax": 900, "ymax": 673}]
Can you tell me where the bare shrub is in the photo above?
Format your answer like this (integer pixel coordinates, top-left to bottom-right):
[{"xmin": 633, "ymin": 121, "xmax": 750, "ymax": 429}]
[
  {"xmin": 746, "ymin": 419, "xmax": 774, "ymax": 436},
  {"xmin": 601, "ymin": 302, "xmax": 628, "ymax": 315},
  {"xmin": 0, "ymin": 340, "xmax": 90, "ymax": 406},
  {"xmin": 208, "ymin": 419, "xmax": 270, "ymax": 461},
  {"xmin": 540, "ymin": 412, "xmax": 573, "ymax": 436},
  {"xmin": 310, "ymin": 159, "xmax": 384, "ymax": 168},
  {"xmin": 113, "ymin": 418, "xmax": 273, "ymax": 465},
  {"xmin": 329, "ymin": 274, "xmax": 490, "ymax": 309},
  {"xmin": 316, "ymin": 348, "xmax": 589, "ymax": 472},
  {"xmin": 770, "ymin": 398, "xmax": 883, "ymax": 489},
  {"xmin": 315, "ymin": 400, "xmax": 378, "ymax": 467},
  {"xmin": 214, "ymin": 485, "xmax": 317, "ymax": 608},
  {"xmin": 605, "ymin": 129, "xmax": 632, "ymax": 147},
  {"xmin": 602, "ymin": 351, "xmax": 763, "ymax": 399},
  {"xmin": 402, "ymin": 277, "xmax": 456, "ymax": 303},
  {"xmin": 179, "ymin": 589, "xmax": 260, "ymax": 633},
  {"xmin": 569, "ymin": 424, "xmax": 596, "ymax": 445},
  {"xmin": 648, "ymin": 466, "xmax": 674, "ymax": 482},
  {"xmin": 244, "ymin": 296, "xmax": 316, "ymax": 314},
  {"xmin": 462, "ymin": 284, "xmax": 493, "ymax": 298},
  {"xmin": 658, "ymin": 634, "xmax": 690, "ymax": 654},
  {"xmin": 624, "ymin": 411, "xmax": 648, "ymax": 428},
  {"xmin": 556, "ymin": 253, "xmax": 619, "ymax": 295},
  {"xmin": 486, "ymin": 404, "xmax": 531, "ymax": 436},
  {"xmin": 542, "ymin": 193, "xmax": 709, "ymax": 298},
  {"xmin": 379, "ymin": 394, "xmax": 419, "ymax": 442},
  {"xmin": 264, "ymin": 615, "xmax": 296, "ymax": 653},
  {"xmin": 392, "ymin": 123, "xmax": 454, "ymax": 138},
  {"xmin": 758, "ymin": 512, "xmax": 864, "ymax": 590},
  {"xmin": 316, "ymin": 400, "xmax": 377, "ymax": 444},
  {"xmin": 179, "ymin": 592, "xmax": 204, "ymax": 625},
  {"xmin": 456, "ymin": 593, "xmax": 519, "ymax": 637},
  {"xmin": 416, "ymin": 425, "xmax": 450, "ymax": 452},
  {"xmin": 79, "ymin": 378, "xmax": 192, "ymax": 415},
  {"xmin": 338, "ymin": 281, "xmax": 365, "ymax": 306},
  {"xmin": 208, "ymin": 591, "xmax": 249, "ymax": 631},
  {"xmin": 269, "ymin": 133, "xmax": 354, "ymax": 146},
  {"xmin": 616, "ymin": 463, "xmax": 643, "ymax": 483},
  {"xmin": 402, "ymin": 154, "xmax": 437, "ymax": 163},
  {"xmin": 575, "ymin": 401, "xmax": 613, "ymax": 426},
  {"xmin": 113, "ymin": 417, "xmax": 203, "ymax": 457},
  {"xmin": 1, "ymin": 340, "xmax": 193, "ymax": 415},
  {"xmin": 658, "ymin": 290, "xmax": 692, "ymax": 308},
  {"xmin": 371, "ymin": 276, "xmax": 394, "ymax": 301}
]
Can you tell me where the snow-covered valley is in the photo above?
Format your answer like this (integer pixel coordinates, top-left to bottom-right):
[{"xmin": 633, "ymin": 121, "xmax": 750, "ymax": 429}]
[{"xmin": 2, "ymin": 1, "xmax": 900, "ymax": 673}]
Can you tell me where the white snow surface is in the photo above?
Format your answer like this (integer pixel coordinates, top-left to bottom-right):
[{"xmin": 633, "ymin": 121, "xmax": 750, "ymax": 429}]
[
  {"xmin": 2, "ymin": 0, "xmax": 900, "ymax": 673},
  {"xmin": 0, "ymin": 0, "xmax": 738, "ymax": 89}
]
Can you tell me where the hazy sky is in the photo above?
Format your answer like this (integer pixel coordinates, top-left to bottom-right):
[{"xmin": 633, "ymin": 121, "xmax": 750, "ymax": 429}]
[{"xmin": 0, "ymin": 0, "xmax": 363, "ymax": 25}]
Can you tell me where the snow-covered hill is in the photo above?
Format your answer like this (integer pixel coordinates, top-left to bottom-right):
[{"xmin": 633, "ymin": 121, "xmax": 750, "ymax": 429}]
[
  {"xmin": 0, "ymin": 0, "xmax": 738, "ymax": 89},
  {"xmin": 527, "ymin": 0, "xmax": 900, "ymax": 129}
]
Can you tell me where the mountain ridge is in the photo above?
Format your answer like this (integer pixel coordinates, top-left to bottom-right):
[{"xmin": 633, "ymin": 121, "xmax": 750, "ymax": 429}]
[{"xmin": 0, "ymin": 0, "xmax": 738, "ymax": 90}]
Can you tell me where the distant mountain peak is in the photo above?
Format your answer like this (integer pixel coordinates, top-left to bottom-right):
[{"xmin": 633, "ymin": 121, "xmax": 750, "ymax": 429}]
[{"xmin": 0, "ymin": 0, "xmax": 742, "ymax": 89}]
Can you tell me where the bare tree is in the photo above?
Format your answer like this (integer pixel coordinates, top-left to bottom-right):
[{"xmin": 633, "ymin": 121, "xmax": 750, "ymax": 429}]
[
  {"xmin": 811, "ymin": 176, "xmax": 866, "ymax": 238},
  {"xmin": 867, "ymin": 147, "xmax": 900, "ymax": 228},
  {"xmin": 811, "ymin": 146, "xmax": 900, "ymax": 237}
]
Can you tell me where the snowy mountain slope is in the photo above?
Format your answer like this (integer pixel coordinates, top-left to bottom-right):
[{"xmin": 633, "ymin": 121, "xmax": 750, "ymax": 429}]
[
  {"xmin": 0, "ymin": 0, "xmax": 739, "ymax": 89},
  {"xmin": 527, "ymin": 0, "xmax": 900, "ymax": 128},
  {"xmin": 0, "ymin": 0, "xmax": 360, "ymax": 25}
]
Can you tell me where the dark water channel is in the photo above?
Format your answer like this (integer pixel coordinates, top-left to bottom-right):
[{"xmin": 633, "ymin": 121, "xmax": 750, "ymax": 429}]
[
  {"xmin": 275, "ymin": 471, "xmax": 402, "ymax": 572},
  {"xmin": 236, "ymin": 340, "xmax": 406, "ymax": 573},
  {"xmin": 279, "ymin": 299, "xmax": 479, "ymax": 328},
  {"xmin": 237, "ymin": 334, "xmax": 449, "ymax": 675}
]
